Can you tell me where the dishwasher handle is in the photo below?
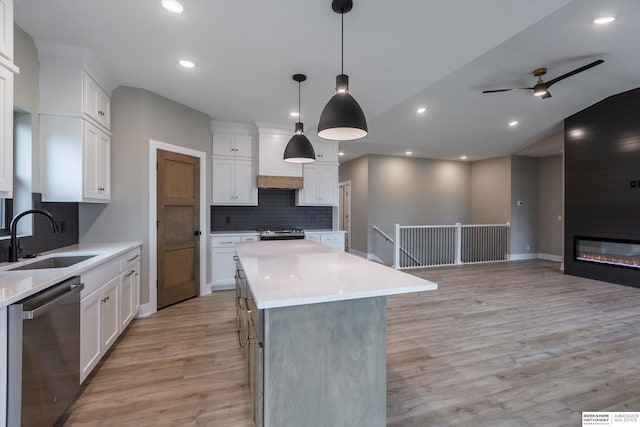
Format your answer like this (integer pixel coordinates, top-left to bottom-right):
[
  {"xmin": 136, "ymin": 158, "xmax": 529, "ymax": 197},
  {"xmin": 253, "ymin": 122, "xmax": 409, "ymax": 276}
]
[{"xmin": 22, "ymin": 283, "xmax": 83, "ymax": 320}]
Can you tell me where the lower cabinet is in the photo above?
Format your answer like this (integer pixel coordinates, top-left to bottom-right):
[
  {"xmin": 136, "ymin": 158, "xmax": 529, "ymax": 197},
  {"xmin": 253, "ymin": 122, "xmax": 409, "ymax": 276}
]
[
  {"xmin": 211, "ymin": 234, "xmax": 259, "ymax": 290},
  {"xmin": 80, "ymin": 246, "xmax": 142, "ymax": 384},
  {"xmin": 304, "ymin": 231, "xmax": 346, "ymax": 251}
]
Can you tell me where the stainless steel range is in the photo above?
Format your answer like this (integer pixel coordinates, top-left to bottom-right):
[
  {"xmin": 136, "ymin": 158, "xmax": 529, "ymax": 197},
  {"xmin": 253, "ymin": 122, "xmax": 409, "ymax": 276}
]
[{"xmin": 258, "ymin": 227, "xmax": 305, "ymax": 241}]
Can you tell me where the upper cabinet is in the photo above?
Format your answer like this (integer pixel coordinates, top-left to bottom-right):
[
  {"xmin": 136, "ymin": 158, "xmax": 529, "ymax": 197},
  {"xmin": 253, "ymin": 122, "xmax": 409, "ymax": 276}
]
[
  {"xmin": 211, "ymin": 122, "xmax": 258, "ymax": 206},
  {"xmin": 83, "ymin": 73, "xmax": 111, "ymax": 131},
  {"xmin": 0, "ymin": 0, "xmax": 13, "ymax": 61},
  {"xmin": 212, "ymin": 133, "xmax": 254, "ymax": 158},
  {"xmin": 311, "ymin": 139, "xmax": 339, "ymax": 164},
  {"xmin": 296, "ymin": 136, "xmax": 339, "ymax": 206},
  {"xmin": 0, "ymin": 0, "xmax": 17, "ymax": 198},
  {"xmin": 38, "ymin": 46, "xmax": 114, "ymax": 202}
]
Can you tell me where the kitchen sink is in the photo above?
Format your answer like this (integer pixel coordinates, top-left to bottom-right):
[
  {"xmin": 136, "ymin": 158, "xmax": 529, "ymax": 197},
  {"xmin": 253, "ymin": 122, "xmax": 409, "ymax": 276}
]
[{"xmin": 8, "ymin": 255, "xmax": 97, "ymax": 271}]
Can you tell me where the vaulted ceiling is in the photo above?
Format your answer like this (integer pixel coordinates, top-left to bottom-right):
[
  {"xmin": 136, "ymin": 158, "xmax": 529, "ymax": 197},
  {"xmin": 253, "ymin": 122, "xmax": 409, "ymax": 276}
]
[{"xmin": 15, "ymin": 0, "xmax": 640, "ymax": 162}]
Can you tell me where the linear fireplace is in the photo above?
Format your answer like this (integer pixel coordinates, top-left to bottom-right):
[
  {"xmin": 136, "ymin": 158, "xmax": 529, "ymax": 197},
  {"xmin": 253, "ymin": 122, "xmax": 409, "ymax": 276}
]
[{"xmin": 575, "ymin": 237, "xmax": 640, "ymax": 269}]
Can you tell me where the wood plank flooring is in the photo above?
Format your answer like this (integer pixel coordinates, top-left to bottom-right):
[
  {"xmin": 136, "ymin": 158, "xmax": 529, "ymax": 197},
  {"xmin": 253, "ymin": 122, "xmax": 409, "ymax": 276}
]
[{"xmin": 63, "ymin": 260, "xmax": 640, "ymax": 426}]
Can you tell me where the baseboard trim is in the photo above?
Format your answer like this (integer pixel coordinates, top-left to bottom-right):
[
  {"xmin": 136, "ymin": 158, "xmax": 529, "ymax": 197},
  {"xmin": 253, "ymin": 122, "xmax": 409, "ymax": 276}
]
[
  {"xmin": 200, "ymin": 282, "xmax": 212, "ymax": 296},
  {"xmin": 347, "ymin": 248, "xmax": 368, "ymax": 258},
  {"xmin": 538, "ymin": 253, "xmax": 563, "ymax": 262},
  {"xmin": 508, "ymin": 253, "xmax": 538, "ymax": 261},
  {"xmin": 211, "ymin": 283, "xmax": 235, "ymax": 292},
  {"xmin": 137, "ymin": 302, "xmax": 155, "ymax": 318}
]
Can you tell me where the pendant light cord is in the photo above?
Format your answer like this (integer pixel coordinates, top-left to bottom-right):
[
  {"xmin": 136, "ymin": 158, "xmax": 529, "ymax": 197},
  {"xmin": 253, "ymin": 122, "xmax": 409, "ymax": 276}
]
[
  {"xmin": 298, "ymin": 81, "xmax": 302, "ymax": 122},
  {"xmin": 341, "ymin": 11, "xmax": 344, "ymax": 74}
]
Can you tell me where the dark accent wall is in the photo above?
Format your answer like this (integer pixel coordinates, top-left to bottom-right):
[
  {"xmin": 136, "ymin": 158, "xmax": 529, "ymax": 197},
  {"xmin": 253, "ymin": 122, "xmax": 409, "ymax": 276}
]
[
  {"xmin": 0, "ymin": 193, "xmax": 79, "ymax": 262},
  {"xmin": 211, "ymin": 189, "xmax": 332, "ymax": 231},
  {"xmin": 564, "ymin": 87, "xmax": 640, "ymax": 288}
]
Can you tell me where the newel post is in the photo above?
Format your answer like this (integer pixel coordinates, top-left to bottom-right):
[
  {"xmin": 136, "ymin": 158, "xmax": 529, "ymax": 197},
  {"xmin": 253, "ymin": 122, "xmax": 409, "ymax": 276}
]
[
  {"xmin": 393, "ymin": 224, "xmax": 400, "ymax": 269},
  {"xmin": 455, "ymin": 222, "xmax": 462, "ymax": 264}
]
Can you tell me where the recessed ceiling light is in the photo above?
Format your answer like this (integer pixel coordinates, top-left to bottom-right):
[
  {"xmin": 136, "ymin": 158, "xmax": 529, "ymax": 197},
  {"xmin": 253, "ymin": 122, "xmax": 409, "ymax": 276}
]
[
  {"xmin": 290, "ymin": 112, "xmax": 300, "ymax": 117},
  {"xmin": 405, "ymin": 151, "xmax": 413, "ymax": 155},
  {"xmin": 338, "ymin": 151, "xmax": 345, "ymax": 156},
  {"xmin": 593, "ymin": 16, "xmax": 615, "ymax": 25},
  {"xmin": 508, "ymin": 120, "xmax": 519, "ymax": 127},
  {"xmin": 460, "ymin": 155, "xmax": 468, "ymax": 160},
  {"xmin": 161, "ymin": 0, "xmax": 184, "ymax": 13},
  {"xmin": 178, "ymin": 59, "xmax": 195, "ymax": 68},
  {"xmin": 416, "ymin": 107, "xmax": 427, "ymax": 114}
]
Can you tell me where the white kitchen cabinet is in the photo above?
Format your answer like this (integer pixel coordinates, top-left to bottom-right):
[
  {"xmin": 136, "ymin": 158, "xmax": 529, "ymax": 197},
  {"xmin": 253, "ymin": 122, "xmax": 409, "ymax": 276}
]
[
  {"xmin": 83, "ymin": 121, "xmax": 111, "ymax": 200},
  {"xmin": 213, "ymin": 133, "xmax": 254, "ymax": 158},
  {"xmin": 0, "ymin": 0, "xmax": 13, "ymax": 61},
  {"xmin": 211, "ymin": 234, "xmax": 259, "ymax": 290},
  {"xmin": 310, "ymin": 138, "xmax": 339, "ymax": 163},
  {"xmin": 100, "ymin": 276, "xmax": 120, "ymax": 351},
  {"xmin": 83, "ymin": 72, "xmax": 111, "ymax": 131},
  {"xmin": 80, "ymin": 245, "xmax": 142, "ymax": 383},
  {"xmin": 41, "ymin": 116, "xmax": 111, "ymax": 202},
  {"xmin": 212, "ymin": 157, "xmax": 257, "ymax": 205},
  {"xmin": 296, "ymin": 164, "xmax": 338, "ymax": 206},
  {"xmin": 0, "ymin": 63, "xmax": 13, "ymax": 197},
  {"xmin": 305, "ymin": 231, "xmax": 345, "ymax": 251}
]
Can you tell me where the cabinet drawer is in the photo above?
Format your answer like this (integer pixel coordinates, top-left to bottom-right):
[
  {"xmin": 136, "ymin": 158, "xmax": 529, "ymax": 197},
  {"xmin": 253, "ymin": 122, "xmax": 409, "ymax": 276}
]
[
  {"xmin": 120, "ymin": 247, "xmax": 141, "ymax": 271},
  {"xmin": 212, "ymin": 234, "xmax": 258, "ymax": 247},
  {"xmin": 81, "ymin": 258, "xmax": 120, "ymax": 298},
  {"xmin": 321, "ymin": 234, "xmax": 344, "ymax": 244}
]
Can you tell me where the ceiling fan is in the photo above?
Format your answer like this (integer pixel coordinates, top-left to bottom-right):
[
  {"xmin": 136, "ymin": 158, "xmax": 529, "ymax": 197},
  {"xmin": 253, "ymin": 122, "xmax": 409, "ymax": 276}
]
[{"xmin": 482, "ymin": 59, "xmax": 604, "ymax": 99}]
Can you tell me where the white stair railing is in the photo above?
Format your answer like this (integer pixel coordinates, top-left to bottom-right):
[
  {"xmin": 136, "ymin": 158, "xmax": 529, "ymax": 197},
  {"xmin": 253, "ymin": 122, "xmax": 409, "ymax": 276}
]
[
  {"xmin": 372, "ymin": 226, "xmax": 420, "ymax": 267},
  {"xmin": 393, "ymin": 223, "xmax": 510, "ymax": 269}
]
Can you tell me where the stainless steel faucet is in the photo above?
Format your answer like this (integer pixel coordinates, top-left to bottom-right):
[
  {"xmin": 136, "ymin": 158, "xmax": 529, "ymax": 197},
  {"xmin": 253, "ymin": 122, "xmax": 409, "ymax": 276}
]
[{"xmin": 8, "ymin": 209, "xmax": 58, "ymax": 262}]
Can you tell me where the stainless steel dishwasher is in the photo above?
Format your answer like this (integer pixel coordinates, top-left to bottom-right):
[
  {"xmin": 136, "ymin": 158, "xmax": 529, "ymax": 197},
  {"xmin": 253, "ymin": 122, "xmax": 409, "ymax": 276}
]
[{"xmin": 8, "ymin": 276, "xmax": 83, "ymax": 427}]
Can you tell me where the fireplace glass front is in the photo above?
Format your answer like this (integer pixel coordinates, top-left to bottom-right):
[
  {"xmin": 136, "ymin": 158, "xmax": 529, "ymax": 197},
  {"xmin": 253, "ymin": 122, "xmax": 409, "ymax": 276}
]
[{"xmin": 575, "ymin": 237, "xmax": 640, "ymax": 269}]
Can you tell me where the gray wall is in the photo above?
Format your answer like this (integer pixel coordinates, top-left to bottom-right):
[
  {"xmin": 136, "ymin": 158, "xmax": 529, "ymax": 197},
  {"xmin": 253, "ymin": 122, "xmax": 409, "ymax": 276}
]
[
  {"xmin": 510, "ymin": 155, "xmax": 539, "ymax": 255},
  {"xmin": 538, "ymin": 154, "xmax": 563, "ymax": 257},
  {"xmin": 13, "ymin": 25, "xmax": 40, "ymax": 193},
  {"xmin": 79, "ymin": 87, "xmax": 212, "ymax": 305},
  {"xmin": 338, "ymin": 156, "xmax": 369, "ymax": 254},
  {"xmin": 470, "ymin": 156, "xmax": 511, "ymax": 224}
]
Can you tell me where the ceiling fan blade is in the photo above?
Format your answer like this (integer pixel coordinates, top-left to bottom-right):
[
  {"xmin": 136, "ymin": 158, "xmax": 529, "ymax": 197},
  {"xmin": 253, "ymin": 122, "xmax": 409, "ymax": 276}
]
[
  {"xmin": 545, "ymin": 59, "xmax": 605, "ymax": 88},
  {"xmin": 482, "ymin": 87, "xmax": 533, "ymax": 94}
]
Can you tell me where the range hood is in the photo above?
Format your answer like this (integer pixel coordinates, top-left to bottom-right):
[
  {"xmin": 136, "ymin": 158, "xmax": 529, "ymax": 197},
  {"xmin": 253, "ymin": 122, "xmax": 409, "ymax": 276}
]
[{"xmin": 256, "ymin": 122, "xmax": 304, "ymax": 189}]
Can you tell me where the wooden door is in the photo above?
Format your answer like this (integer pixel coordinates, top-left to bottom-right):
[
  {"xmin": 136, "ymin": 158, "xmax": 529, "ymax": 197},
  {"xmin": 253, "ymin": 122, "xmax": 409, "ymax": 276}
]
[{"xmin": 157, "ymin": 150, "xmax": 200, "ymax": 309}]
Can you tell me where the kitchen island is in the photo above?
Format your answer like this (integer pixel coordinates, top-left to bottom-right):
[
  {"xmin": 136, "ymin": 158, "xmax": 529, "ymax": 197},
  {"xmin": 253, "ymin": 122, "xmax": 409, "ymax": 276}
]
[{"xmin": 235, "ymin": 240, "xmax": 437, "ymax": 427}]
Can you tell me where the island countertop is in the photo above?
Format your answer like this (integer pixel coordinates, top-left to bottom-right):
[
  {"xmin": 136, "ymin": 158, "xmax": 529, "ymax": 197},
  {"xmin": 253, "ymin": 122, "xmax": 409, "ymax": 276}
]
[{"xmin": 235, "ymin": 239, "xmax": 437, "ymax": 309}]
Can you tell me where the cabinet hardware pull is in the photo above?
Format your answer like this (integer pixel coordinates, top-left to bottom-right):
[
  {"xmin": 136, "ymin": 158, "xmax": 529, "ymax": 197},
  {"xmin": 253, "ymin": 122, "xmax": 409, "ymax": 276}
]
[
  {"xmin": 125, "ymin": 270, "xmax": 136, "ymax": 277},
  {"xmin": 127, "ymin": 254, "xmax": 140, "ymax": 262},
  {"xmin": 221, "ymin": 241, "xmax": 233, "ymax": 244}
]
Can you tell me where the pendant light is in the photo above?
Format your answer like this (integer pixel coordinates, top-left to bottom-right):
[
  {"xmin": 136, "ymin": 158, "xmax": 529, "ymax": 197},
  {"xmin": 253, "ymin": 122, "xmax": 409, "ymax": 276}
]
[
  {"xmin": 284, "ymin": 74, "xmax": 316, "ymax": 163},
  {"xmin": 317, "ymin": 0, "xmax": 367, "ymax": 141}
]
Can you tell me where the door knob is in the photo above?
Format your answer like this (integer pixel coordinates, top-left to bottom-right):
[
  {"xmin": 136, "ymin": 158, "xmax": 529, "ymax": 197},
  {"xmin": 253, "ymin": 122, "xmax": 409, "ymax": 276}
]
[{"xmin": 194, "ymin": 230, "xmax": 202, "ymax": 236}]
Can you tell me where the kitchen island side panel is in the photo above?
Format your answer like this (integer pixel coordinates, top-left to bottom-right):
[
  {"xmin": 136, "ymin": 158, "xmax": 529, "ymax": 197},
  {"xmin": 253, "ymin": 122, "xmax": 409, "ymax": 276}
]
[{"xmin": 264, "ymin": 296, "xmax": 386, "ymax": 427}]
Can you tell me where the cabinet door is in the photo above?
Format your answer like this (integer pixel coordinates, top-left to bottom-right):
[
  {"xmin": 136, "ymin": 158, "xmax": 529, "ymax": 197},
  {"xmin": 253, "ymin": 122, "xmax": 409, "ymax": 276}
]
[
  {"xmin": 314, "ymin": 140, "xmax": 339, "ymax": 163},
  {"xmin": 234, "ymin": 135, "xmax": 254, "ymax": 158},
  {"xmin": 0, "ymin": 65, "xmax": 12, "ymax": 196},
  {"xmin": 212, "ymin": 134, "xmax": 236, "ymax": 157},
  {"xmin": 318, "ymin": 165, "xmax": 338, "ymax": 205},
  {"xmin": 80, "ymin": 290, "xmax": 102, "ymax": 384},
  {"xmin": 0, "ymin": 0, "xmax": 13, "ymax": 61},
  {"xmin": 100, "ymin": 277, "xmax": 120, "ymax": 352},
  {"xmin": 83, "ymin": 122, "xmax": 110, "ymax": 201},
  {"xmin": 321, "ymin": 233, "xmax": 345, "ymax": 251},
  {"xmin": 133, "ymin": 263, "xmax": 141, "ymax": 313},
  {"xmin": 212, "ymin": 246, "xmax": 237, "ymax": 286},
  {"xmin": 119, "ymin": 273, "xmax": 134, "ymax": 330},
  {"xmin": 212, "ymin": 158, "xmax": 234, "ymax": 204},
  {"xmin": 299, "ymin": 164, "xmax": 320, "ymax": 205},
  {"xmin": 234, "ymin": 159, "xmax": 257, "ymax": 205},
  {"xmin": 83, "ymin": 73, "xmax": 111, "ymax": 131}
]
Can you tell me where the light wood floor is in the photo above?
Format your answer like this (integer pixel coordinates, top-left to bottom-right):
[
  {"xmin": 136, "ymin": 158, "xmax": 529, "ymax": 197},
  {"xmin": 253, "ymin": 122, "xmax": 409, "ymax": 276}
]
[{"xmin": 63, "ymin": 260, "xmax": 640, "ymax": 426}]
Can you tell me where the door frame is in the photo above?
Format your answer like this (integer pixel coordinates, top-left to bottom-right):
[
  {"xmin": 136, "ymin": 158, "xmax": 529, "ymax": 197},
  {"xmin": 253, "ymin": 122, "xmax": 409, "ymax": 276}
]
[
  {"xmin": 339, "ymin": 180, "xmax": 351, "ymax": 252},
  {"xmin": 144, "ymin": 139, "xmax": 207, "ymax": 316}
]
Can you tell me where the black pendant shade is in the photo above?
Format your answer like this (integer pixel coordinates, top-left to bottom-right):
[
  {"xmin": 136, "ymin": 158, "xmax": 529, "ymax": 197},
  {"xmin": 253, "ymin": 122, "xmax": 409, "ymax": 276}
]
[
  {"xmin": 317, "ymin": 0, "xmax": 367, "ymax": 141},
  {"xmin": 284, "ymin": 74, "xmax": 316, "ymax": 163}
]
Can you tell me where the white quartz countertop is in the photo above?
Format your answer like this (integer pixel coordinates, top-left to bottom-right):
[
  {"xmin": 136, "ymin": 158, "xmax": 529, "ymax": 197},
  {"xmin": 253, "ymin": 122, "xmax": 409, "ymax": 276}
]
[
  {"xmin": 0, "ymin": 241, "xmax": 142, "ymax": 308},
  {"xmin": 210, "ymin": 230, "xmax": 259, "ymax": 236},
  {"xmin": 303, "ymin": 229, "xmax": 346, "ymax": 234},
  {"xmin": 235, "ymin": 240, "xmax": 437, "ymax": 309}
]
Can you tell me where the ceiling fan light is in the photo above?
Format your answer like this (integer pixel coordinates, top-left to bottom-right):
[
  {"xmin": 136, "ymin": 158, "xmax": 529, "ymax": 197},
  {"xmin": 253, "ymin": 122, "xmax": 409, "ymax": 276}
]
[
  {"xmin": 533, "ymin": 84, "xmax": 548, "ymax": 97},
  {"xmin": 284, "ymin": 132, "xmax": 316, "ymax": 163}
]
